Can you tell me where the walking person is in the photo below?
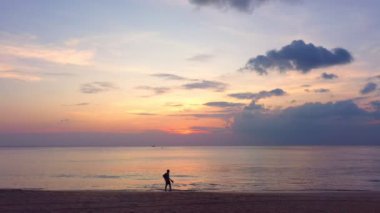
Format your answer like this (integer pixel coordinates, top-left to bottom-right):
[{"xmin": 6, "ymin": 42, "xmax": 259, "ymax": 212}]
[{"xmin": 163, "ymin": 169, "xmax": 174, "ymax": 191}]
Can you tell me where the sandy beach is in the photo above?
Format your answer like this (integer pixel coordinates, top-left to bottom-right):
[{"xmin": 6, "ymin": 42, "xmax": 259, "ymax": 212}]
[{"xmin": 0, "ymin": 190, "xmax": 379, "ymax": 213}]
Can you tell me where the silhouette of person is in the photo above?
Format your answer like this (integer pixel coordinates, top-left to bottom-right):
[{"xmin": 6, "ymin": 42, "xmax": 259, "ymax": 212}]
[{"xmin": 163, "ymin": 169, "xmax": 174, "ymax": 191}]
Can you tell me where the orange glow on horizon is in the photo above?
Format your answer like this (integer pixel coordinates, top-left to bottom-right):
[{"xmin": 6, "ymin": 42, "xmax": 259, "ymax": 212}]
[{"xmin": 166, "ymin": 128, "xmax": 207, "ymax": 135}]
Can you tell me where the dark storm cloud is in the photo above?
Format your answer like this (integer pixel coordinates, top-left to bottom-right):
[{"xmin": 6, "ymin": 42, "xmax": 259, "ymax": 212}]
[
  {"xmin": 242, "ymin": 40, "xmax": 353, "ymax": 74},
  {"xmin": 80, "ymin": 82, "xmax": 118, "ymax": 94},
  {"xmin": 204, "ymin": 101, "xmax": 245, "ymax": 108},
  {"xmin": 313, "ymin": 88, "xmax": 330, "ymax": 93},
  {"xmin": 360, "ymin": 82, "xmax": 377, "ymax": 95},
  {"xmin": 189, "ymin": 0, "xmax": 296, "ymax": 13},
  {"xmin": 182, "ymin": 80, "xmax": 227, "ymax": 92},
  {"xmin": 187, "ymin": 54, "xmax": 214, "ymax": 62},
  {"xmin": 151, "ymin": 73, "xmax": 190, "ymax": 81},
  {"xmin": 136, "ymin": 86, "xmax": 171, "ymax": 95},
  {"xmin": 321, "ymin": 72, "xmax": 338, "ymax": 80},
  {"xmin": 232, "ymin": 100, "xmax": 380, "ymax": 145},
  {"xmin": 229, "ymin": 88, "xmax": 286, "ymax": 100}
]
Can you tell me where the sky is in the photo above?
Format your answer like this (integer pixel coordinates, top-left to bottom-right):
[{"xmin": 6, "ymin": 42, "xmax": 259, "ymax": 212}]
[{"xmin": 1, "ymin": 0, "xmax": 380, "ymax": 146}]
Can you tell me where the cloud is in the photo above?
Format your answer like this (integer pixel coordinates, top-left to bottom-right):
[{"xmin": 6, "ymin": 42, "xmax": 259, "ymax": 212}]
[
  {"xmin": 313, "ymin": 88, "xmax": 330, "ymax": 93},
  {"xmin": 73, "ymin": 102, "xmax": 89, "ymax": 106},
  {"xmin": 63, "ymin": 102, "xmax": 90, "ymax": 106},
  {"xmin": 367, "ymin": 75, "xmax": 380, "ymax": 82},
  {"xmin": 0, "ymin": 131, "xmax": 239, "ymax": 147},
  {"xmin": 40, "ymin": 72, "xmax": 74, "ymax": 77},
  {"xmin": 204, "ymin": 101, "xmax": 245, "ymax": 108},
  {"xmin": 372, "ymin": 101, "xmax": 380, "ymax": 110},
  {"xmin": 187, "ymin": 54, "xmax": 213, "ymax": 62},
  {"xmin": 244, "ymin": 101, "xmax": 265, "ymax": 111},
  {"xmin": 229, "ymin": 88, "xmax": 286, "ymax": 100},
  {"xmin": 321, "ymin": 72, "xmax": 338, "ymax": 80},
  {"xmin": 190, "ymin": 126, "xmax": 227, "ymax": 133},
  {"xmin": 188, "ymin": 0, "xmax": 295, "ymax": 13},
  {"xmin": 232, "ymin": 100, "xmax": 380, "ymax": 145},
  {"xmin": 182, "ymin": 80, "xmax": 227, "ymax": 92},
  {"xmin": 0, "ymin": 71, "xmax": 41, "ymax": 81},
  {"xmin": 165, "ymin": 102, "xmax": 183, "ymax": 107},
  {"xmin": 136, "ymin": 86, "xmax": 171, "ymax": 95},
  {"xmin": 151, "ymin": 73, "xmax": 190, "ymax": 81},
  {"xmin": 360, "ymin": 82, "xmax": 377, "ymax": 95},
  {"xmin": 1, "ymin": 44, "xmax": 93, "ymax": 65},
  {"xmin": 130, "ymin": 113, "xmax": 158, "ymax": 116},
  {"xmin": 171, "ymin": 113, "xmax": 232, "ymax": 119},
  {"xmin": 58, "ymin": 119, "xmax": 70, "ymax": 124},
  {"xmin": 0, "ymin": 63, "xmax": 73, "ymax": 81},
  {"xmin": 242, "ymin": 40, "xmax": 353, "ymax": 74},
  {"xmin": 80, "ymin": 82, "xmax": 118, "ymax": 94}
]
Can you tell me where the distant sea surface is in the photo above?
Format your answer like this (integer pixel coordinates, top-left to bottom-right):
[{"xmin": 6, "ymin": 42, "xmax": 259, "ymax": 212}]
[{"xmin": 1, "ymin": 146, "xmax": 380, "ymax": 192}]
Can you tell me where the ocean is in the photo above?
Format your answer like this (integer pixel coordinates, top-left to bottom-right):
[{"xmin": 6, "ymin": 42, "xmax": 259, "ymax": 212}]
[{"xmin": 0, "ymin": 146, "xmax": 379, "ymax": 192}]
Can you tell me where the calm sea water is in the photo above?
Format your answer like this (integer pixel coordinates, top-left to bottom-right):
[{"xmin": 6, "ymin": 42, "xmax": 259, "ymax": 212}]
[{"xmin": 0, "ymin": 146, "xmax": 380, "ymax": 192}]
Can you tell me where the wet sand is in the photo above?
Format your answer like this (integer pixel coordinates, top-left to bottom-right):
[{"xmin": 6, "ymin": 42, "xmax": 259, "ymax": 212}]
[{"xmin": 1, "ymin": 190, "xmax": 380, "ymax": 212}]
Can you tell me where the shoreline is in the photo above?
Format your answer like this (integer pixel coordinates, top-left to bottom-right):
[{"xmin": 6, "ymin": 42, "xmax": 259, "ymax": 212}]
[
  {"xmin": 0, "ymin": 188, "xmax": 375, "ymax": 192},
  {"xmin": 1, "ymin": 190, "xmax": 380, "ymax": 212}
]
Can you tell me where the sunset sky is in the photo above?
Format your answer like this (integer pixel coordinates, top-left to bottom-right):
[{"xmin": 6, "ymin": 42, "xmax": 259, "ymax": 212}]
[{"xmin": 1, "ymin": 0, "xmax": 380, "ymax": 146}]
